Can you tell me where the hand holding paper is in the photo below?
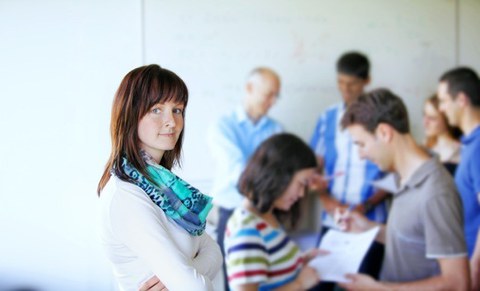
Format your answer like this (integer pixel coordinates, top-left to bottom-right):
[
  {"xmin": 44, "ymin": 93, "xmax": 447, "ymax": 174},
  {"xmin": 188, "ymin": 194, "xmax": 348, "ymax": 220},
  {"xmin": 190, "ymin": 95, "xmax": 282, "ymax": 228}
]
[
  {"xmin": 302, "ymin": 248, "xmax": 330, "ymax": 264},
  {"xmin": 308, "ymin": 227, "xmax": 380, "ymax": 283},
  {"xmin": 333, "ymin": 207, "xmax": 375, "ymax": 233}
]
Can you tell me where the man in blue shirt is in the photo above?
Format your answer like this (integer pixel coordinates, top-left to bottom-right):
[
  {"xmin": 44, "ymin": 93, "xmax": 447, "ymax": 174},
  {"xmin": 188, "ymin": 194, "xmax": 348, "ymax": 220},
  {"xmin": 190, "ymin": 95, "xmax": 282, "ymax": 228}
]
[
  {"xmin": 310, "ymin": 52, "xmax": 389, "ymax": 288},
  {"xmin": 208, "ymin": 67, "xmax": 282, "ymax": 290},
  {"xmin": 437, "ymin": 67, "xmax": 480, "ymax": 290}
]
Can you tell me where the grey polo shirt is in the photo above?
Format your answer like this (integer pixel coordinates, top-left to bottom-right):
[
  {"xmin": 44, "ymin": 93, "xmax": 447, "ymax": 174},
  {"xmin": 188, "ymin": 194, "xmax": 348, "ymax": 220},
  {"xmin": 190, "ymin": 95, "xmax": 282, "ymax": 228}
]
[{"xmin": 380, "ymin": 158, "xmax": 467, "ymax": 282}]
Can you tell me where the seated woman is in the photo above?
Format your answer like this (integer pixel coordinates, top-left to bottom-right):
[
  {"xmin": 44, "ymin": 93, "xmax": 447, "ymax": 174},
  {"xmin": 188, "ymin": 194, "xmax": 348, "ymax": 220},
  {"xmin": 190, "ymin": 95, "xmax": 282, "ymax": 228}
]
[
  {"xmin": 423, "ymin": 94, "xmax": 462, "ymax": 175},
  {"xmin": 224, "ymin": 133, "xmax": 323, "ymax": 291}
]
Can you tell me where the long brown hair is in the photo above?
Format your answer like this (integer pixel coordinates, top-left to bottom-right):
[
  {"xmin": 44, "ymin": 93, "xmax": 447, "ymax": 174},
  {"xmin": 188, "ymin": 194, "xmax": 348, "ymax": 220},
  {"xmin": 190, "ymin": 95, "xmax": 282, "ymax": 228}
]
[
  {"xmin": 424, "ymin": 94, "xmax": 462, "ymax": 149},
  {"xmin": 97, "ymin": 64, "xmax": 188, "ymax": 195}
]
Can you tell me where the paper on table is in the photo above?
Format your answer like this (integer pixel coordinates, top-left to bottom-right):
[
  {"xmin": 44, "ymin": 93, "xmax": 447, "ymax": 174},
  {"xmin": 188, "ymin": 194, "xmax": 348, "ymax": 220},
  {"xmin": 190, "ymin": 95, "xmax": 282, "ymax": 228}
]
[{"xmin": 308, "ymin": 227, "xmax": 380, "ymax": 283}]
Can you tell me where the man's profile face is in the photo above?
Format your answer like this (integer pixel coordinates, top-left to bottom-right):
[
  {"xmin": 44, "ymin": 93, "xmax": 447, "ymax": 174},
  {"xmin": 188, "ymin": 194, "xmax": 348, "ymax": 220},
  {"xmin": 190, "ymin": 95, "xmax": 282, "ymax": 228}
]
[
  {"xmin": 248, "ymin": 74, "xmax": 280, "ymax": 117},
  {"xmin": 437, "ymin": 82, "xmax": 461, "ymax": 126},
  {"xmin": 348, "ymin": 124, "xmax": 392, "ymax": 171},
  {"xmin": 337, "ymin": 73, "xmax": 369, "ymax": 105}
]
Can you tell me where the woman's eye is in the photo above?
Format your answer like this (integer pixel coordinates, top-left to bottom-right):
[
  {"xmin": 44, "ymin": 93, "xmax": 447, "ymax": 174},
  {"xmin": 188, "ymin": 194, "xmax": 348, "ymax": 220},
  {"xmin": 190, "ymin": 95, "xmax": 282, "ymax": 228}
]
[
  {"xmin": 173, "ymin": 108, "xmax": 184, "ymax": 115},
  {"xmin": 152, "ymin": 108, "xmax": 161, "ymax": 114}
]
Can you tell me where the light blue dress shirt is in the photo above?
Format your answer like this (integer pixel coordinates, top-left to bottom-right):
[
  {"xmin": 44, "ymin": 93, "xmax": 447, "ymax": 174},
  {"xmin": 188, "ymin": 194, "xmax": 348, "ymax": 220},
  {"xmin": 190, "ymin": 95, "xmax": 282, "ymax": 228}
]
[
  {"xmin": 310, "ymin": 102, "xmax": 387, "ymax": 227},
  {"xmin": 208, "ymin": 107, "xmax": 283, "ymax": 209}
]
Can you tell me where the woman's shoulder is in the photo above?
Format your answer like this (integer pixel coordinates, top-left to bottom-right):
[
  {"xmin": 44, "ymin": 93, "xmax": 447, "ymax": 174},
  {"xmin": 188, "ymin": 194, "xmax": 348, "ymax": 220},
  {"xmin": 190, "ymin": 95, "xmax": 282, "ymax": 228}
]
[
  {"xmin": 228, "ymin": 207, "xmax": 261, "ymax": 226},
  {"xmin": 446, "ymin": 140, "xmax": 461, "ymax": 163},
  {"xmin": 101, "ymin": 175, "xmax": 145, "ymax": 197},
  {"xmin": 226, "ymin": 207, "xmax": 274, "ymax": 240},
  {"xmin": 99, "ymin": 175, "xmax": 175, "ymax": 235},
  {"xmin": 99, "ymin": 175, "xmax": 157, "ymax": 214}
]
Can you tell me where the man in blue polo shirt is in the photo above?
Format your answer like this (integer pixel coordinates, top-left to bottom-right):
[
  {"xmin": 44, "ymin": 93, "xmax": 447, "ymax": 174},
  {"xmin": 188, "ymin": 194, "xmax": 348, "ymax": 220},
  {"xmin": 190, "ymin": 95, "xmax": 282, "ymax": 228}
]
[
  {"xmin": 310, "ymin": 52, "xmax": 389, "ymax": 288},
  {"xmin": 438, "ymin": 67, "xmax": 480, "ymax": 290}
]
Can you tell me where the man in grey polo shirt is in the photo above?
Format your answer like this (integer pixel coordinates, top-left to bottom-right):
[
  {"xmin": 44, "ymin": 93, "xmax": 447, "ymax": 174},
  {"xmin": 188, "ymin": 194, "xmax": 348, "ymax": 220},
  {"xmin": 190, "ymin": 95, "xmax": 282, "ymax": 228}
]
[{"xmin": 338, "ymin": 88, "xmax": 470, "ymax": 290}]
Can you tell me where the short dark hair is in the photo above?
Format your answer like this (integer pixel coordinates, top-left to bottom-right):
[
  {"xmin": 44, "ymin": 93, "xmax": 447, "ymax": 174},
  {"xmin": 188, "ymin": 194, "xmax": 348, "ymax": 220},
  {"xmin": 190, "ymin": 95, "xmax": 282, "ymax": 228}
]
[
  {"xmin": 337, "ymin": 51, "xmax": 370, "ymax": 80},
  {"xmin": 341, "ymin": 88, "xmax": 410, "ymax": 134},
  {"xmin": 440, "ymin": 67, "xmax": 480, "ymax": 107},
  {"xmin": 238, "ymin": 133, "xmax": 317, "ymax": 227}
]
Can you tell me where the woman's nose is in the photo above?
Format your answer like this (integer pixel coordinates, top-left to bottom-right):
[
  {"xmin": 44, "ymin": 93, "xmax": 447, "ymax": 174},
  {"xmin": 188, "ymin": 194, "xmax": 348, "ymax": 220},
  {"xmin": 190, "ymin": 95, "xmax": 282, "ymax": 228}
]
[{"xmin": 163, "ymin": 112, "xmax": 176, "ymax": 127}]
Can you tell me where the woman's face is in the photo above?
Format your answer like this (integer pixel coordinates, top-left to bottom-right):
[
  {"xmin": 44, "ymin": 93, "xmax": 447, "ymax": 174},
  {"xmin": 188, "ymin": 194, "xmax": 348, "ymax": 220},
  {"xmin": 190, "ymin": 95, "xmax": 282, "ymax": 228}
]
[
  {"xmin": 423, "ymin": 101, "xmax": 447, "ymax": 137},
  {"xmin": 273, "ymin": 168, "xmax": 316, "ymax": 211},
  {"xmin": 138, "ymin": 100, "xmax": 185, "ymax": 163}
]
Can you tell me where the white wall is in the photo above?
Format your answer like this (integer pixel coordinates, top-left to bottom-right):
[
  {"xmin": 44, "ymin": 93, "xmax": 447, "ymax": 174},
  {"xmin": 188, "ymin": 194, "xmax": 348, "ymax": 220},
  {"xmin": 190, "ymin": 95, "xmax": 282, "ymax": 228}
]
[
  {"xmin": 460, "ymin": 0, "xmax": 480, "ymax": 70},
  {"xmin": 144, "ymin": 0, "xmax": 465, "ymax": 184},
  {"xmin": 0, "ymin": 1, "xmax": 478, "ymax": 290},
  {"xmin": 0, "ymin": 0, "xmax": 141, "ymax": 290}
]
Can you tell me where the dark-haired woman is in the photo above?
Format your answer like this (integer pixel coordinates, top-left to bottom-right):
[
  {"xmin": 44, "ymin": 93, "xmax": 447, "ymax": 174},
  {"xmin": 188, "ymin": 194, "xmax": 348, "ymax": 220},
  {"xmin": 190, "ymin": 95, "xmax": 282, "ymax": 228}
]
[
  {"xmin": 97, "ymin": 65, "xmax": 221, "ymax": 290},
  {"xmin": 224, "ymin": 133, "xmax": 323, "ymax": 290}
]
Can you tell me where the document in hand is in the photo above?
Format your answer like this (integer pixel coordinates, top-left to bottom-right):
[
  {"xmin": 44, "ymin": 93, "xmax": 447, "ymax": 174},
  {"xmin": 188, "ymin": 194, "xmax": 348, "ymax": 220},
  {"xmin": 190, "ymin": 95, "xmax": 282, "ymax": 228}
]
[{"xmin": 308, "ymin": 227, "xmax": 380, "ymax": 283}]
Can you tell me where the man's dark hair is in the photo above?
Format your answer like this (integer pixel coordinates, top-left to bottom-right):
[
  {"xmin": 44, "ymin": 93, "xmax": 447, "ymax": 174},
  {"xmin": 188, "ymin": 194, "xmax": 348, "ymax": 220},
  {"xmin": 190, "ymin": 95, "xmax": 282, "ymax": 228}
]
[
  {"xmin": 341, "ymin": 88, "xmax": 410, "ymax": 134},
  {"xmin": 337, "ymin": 51, "xmax": 370, "ymax": 80},
  {"xmin": 238, "ymin": 133, "xmax": 317, "ymax": 228},
  {"xmin": 440, "ymin": 67, "xmax": 480, "ymax": 107}
]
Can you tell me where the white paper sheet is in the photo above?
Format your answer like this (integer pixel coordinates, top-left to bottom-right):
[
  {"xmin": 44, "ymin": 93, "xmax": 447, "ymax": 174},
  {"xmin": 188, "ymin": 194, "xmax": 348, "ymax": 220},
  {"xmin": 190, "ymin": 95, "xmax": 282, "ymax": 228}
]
[{"xmin": 308, "ymin": 227, "xmax": 380, "ymax": 283}]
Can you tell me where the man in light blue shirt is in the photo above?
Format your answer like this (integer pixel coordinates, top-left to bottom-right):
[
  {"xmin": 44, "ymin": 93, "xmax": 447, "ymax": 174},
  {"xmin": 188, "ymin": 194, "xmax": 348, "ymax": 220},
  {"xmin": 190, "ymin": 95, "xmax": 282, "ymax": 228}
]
[{"xmin": 208, "ymin": 67, "xmax": 282, "ymax": 290}]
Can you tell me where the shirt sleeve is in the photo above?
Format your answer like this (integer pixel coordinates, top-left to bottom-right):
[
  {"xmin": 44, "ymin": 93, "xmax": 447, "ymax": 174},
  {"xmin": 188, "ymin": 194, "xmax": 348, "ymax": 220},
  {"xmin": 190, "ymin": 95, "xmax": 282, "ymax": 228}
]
[
  {"xmin": 109, "ymin": 186, "xmax": 215, "ymax": 291},
  {"xmin": 423, "ymin": 191, "xmax": 467, "ymax": 258},
  {"xmin": 310, "ymin": 113, "xmax": 326, "ymax": 157},
  {"xmin": 469, "ymin": 142, "xmax": 480, "ymax": 195},
  {"xmin": 191, "ymin": 232, "xmax": 223, "ymax": 280},
  {"xmin": 208, "ymin": 117, "xmax": 247, "ymax": 191},
  {"xmin": 225, "ymin": 227, "xmax": 269, "ymax": 288}
]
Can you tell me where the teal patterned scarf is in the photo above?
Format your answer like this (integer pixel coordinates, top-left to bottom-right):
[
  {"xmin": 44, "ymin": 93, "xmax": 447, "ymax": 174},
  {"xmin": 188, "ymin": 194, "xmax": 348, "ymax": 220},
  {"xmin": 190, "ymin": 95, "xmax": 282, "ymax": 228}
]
[{"xmin": 120, "ymin": 152, "xmax": 213, "ymax": 236}]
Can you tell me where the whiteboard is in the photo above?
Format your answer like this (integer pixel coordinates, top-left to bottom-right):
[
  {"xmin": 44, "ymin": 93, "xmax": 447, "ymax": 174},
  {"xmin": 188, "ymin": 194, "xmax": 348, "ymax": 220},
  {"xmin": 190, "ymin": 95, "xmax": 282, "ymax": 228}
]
[{"xmin": 144, "ymin": 0, "xmax": 456, "ymax": 187}]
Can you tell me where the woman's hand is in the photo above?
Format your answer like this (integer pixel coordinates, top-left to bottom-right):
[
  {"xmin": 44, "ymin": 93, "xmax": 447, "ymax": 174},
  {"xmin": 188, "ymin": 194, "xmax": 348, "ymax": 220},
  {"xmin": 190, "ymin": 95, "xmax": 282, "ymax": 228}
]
[
  {"xmin": 333, "ymin": 207, "xmax": 375, "ymax": 233},
  {"xmin": 139, "ymin": 276, "xmax": 168, "ymax": 291},
  {"xmin": 308, "ymin": 172, "xmax": 329, "ymax": 193},
  {"xmin": 294, "ymin": 266, "xmax": 321, "ymax": 290},
  {"xmin": 339, "ymin": 273, "xmax": 383, "ymax": 291},
  {"xmin": 302, "ymin": 248, "xmax": 329, "ymax": 264}
]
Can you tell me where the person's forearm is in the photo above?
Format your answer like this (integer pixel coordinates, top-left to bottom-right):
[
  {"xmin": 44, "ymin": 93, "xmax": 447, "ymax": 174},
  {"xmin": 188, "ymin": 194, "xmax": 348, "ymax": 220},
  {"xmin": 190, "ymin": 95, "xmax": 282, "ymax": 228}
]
[
  {"xmin": 473, "ymin": 230, "xmax": 480, "ymax": 263},
  {"xmin": 356, "ymin": 190, "xmax": 389, "ymax": 214},
  {"xmin": 379, "ymin": 257, "xmax": 469, "ymax": 291},
  {"xmin": 470, "ymin": 230, "xmax": 480, "ymax": 290},
  {"xmin": 318, "ymin": 192, "xmax": 342, "ymax": 214},
  {"xmin": 191, "ymin": 235, "xmax": 222, "ymax": 279},
  {"xmin": 273, "ymin": 279, "xmax": 303, "ymax": 291},
  {"xmin": 366, "ymin": 189, "xmax": 389, "ymax": 206},
  {"xmin": 379, "ymin": 275, "xmax": 468, "ymax": 291}
]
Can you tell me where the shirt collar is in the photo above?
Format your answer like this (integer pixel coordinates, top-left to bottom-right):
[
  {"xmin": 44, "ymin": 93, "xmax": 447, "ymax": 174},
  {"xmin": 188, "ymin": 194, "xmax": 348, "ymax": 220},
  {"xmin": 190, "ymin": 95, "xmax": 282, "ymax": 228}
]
[
  {"xmin": 395, "ymin": 157, "xmax": 439, "ymax": 195},
  {"xmin": 235, "ymin": 106, "xmax": 268, "ymax": 128},
  {"xmin": 461, "ymin": 125, "xmax": 480, "ymax": 145}
]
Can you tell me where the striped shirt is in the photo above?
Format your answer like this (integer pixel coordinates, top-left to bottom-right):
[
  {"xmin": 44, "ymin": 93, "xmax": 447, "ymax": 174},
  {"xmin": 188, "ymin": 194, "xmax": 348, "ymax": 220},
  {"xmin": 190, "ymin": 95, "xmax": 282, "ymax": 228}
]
[
  {"xmin": 225, "ymin": 207, "xmax": 303, "ymax": 290},
  {"xmin": 310, "ymin": 103, "xmax": 388, "ymax": 227}
]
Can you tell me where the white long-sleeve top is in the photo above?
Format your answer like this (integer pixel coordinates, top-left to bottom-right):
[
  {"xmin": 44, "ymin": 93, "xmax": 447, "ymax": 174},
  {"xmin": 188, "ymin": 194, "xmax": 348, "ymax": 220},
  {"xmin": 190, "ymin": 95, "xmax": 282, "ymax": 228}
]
[{"xmin": 99, "ymin": 175, "xmax": 222, "ymax": 291}]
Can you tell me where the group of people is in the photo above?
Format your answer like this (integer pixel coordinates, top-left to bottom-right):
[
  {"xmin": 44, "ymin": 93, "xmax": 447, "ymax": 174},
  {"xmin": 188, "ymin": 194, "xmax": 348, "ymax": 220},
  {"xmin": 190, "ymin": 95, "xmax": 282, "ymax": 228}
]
[{"xmin": 96, "ymin": 52, "xmax": 480, "ymax": 291}]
